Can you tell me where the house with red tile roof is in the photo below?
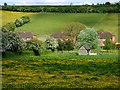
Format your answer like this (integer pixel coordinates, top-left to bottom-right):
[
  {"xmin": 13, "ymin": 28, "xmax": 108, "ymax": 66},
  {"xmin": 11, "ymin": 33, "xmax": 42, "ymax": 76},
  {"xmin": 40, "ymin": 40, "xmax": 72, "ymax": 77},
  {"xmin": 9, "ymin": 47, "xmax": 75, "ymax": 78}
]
[
  {"xmin": 98, "ymin": 32, "xmax": 115, "ymax": 46},
  {"xmin": 18, "ymin": 32, "xmax": 36, "ymax": 42}
]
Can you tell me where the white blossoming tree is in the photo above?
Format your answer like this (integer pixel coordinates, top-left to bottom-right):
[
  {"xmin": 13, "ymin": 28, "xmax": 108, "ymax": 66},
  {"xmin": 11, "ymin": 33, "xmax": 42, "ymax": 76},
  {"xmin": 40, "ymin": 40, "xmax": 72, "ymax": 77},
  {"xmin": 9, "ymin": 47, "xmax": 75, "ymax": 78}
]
[
  {"xmin": 76, "ymin": 28, "xmax": 99, "ymax": 50},
  {"xmin": 45, "ymin": 37, "xmax": 58, "ymax": 52}
]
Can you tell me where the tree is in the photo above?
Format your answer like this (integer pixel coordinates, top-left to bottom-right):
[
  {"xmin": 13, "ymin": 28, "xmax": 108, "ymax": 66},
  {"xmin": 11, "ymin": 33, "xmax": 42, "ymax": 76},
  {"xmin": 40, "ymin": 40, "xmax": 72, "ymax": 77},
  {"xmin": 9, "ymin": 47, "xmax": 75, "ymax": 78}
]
[
  {"xmin": 63, "ymin": 22, "xmax": 86, "ymax": 43},
  {"xmin": 64, "ymin": 39, "xmax": 74, "ymax": 51},
  {"xmin": 45, "ymin": 37, "xmax": 58, "ymax": 52},
  {"xmin": 76, "ymin": 28, "xmax": 99, "ymax": 50},
  {"xmin": 26, "ymin": 40, "xmax": 42, "ymax": 56},
  {"xmin": 105, "ymin": 2, "xmax": 111, "ymax": 5},
  {"xmin": 4, "ymin": 2, "xmax": 7, "ymax": 6},
  {"xmin": 2, "ymin": 32, "xmax": 24, "ymax": 53},
  {"xmin": 103, "ymin": 36, "xmax": 116, "ymax": 52},
  {"xmin": 15, "ymin": 16, "xmax": 30, "ymax": 27},
  {"xmin": 1, "ymin": 22, "xmax": 16, "ymax": 32},
  {"xmin": 57, "ymin": 40, "xmax": 65, "ymax": 52}
]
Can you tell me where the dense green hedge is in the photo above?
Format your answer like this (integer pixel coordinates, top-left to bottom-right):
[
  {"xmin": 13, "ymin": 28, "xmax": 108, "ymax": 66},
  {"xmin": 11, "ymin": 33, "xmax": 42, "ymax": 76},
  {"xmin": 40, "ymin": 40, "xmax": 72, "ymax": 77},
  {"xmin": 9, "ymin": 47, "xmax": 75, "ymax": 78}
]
[
  {"xmin": 1, "ymin": 4, "xmax": 119, "ymax": 13},
  {"xmin": 15, "ymin": 16, "xmax": 30, "ymax": 27},
  {"xmin": 1, "ymin": 22, "xmax": 16, "ymax": 32}
]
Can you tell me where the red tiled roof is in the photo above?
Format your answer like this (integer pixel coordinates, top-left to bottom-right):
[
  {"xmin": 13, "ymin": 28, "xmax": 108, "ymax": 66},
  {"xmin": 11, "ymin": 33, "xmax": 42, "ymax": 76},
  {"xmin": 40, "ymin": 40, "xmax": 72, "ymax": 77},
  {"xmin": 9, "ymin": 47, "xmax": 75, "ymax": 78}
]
[
  {"xmin": 51, "ymin": 32, "xmax": 70, "ymax": 40},
  {"xmin": 98, "ymin": 32, "xmax": 115, "ymax": 39},
  {"xmin": 18, "ymin": 32, "xmax": 35, "ymax": 39}
]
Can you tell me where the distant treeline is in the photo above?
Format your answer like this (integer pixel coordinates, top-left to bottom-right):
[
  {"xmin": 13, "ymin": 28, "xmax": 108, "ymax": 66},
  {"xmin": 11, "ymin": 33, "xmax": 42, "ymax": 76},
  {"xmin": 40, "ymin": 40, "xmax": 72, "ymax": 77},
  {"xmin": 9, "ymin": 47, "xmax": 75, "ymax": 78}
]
[{"xmin": 1, "ymin": 3, "xmax": 120, "ymax": 13}]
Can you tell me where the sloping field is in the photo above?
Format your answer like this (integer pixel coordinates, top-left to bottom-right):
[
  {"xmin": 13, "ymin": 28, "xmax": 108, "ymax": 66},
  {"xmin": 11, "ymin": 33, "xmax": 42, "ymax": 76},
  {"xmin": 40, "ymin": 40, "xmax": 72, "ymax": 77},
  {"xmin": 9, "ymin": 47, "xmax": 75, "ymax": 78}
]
[{"xmin": 1, "ymin": 11, "xmax": 119, "ymax": 41}]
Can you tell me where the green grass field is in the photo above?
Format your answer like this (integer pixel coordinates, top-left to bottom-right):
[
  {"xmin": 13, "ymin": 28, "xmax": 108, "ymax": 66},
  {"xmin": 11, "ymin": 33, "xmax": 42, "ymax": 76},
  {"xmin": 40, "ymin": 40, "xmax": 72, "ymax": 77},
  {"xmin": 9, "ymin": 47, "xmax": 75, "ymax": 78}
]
[
  {"xmin": 1, "ymin": 11, "xmax": 119, "ymax": 41},
  {"xmin": 1, "ymin": 10, "xmax": 119, "ymax": 88},
  {"xmin": 2, "ymin": 52, "xmax": 119, "ymax": 88}
]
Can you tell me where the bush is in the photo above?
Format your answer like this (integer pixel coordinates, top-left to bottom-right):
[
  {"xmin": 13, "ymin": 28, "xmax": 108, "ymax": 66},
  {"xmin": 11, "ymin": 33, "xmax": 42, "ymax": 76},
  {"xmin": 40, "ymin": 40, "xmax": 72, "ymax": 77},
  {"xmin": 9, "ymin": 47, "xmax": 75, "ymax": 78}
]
[
  {"xmin": 21, "ymin": 16, "xmax": 30, "ymax": 24},
  {"xmin": 64, "ymin": 39, "xmax": 74, "ymax": 51},
  {"xmin": 26, "ymin": 40, "xmax": 42, "ymax": 56},
  {"xmin": 57, "ymin": 40, "xmax": 65, "ymax": 52},
  {"xmin": 45, "ymin": 37, "xmax": 58, "ymax": 52},
  {"xmin": 15, "ymin": 18, "xmax": 24, "ymax": 27},
  {"xmin": 2, "ymin": 32, "xmax": 24, "ymax": 53},
  {"xmin": 15, "ymin": 16, "xmax": 30, "ymax": 27},
  {"xmin": 1, "ymin": 22, "xmax": 16, "ymax": 32}
]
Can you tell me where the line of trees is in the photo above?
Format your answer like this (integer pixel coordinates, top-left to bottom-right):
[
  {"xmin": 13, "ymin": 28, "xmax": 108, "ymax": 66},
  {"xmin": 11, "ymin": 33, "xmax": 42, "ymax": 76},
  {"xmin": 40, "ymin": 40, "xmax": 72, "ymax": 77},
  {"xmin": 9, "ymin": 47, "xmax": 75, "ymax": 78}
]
[{"xmin": 1, "ymin": 2, "xmax": 119, "ymax": 13}]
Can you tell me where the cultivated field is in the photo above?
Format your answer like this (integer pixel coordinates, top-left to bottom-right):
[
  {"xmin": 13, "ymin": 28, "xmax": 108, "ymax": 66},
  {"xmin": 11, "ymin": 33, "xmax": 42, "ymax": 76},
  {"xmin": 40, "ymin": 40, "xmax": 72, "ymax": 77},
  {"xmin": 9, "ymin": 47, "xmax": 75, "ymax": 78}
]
[{"xmin": 1, "ymin": 11, "xmax": 119, "ymax": 41}]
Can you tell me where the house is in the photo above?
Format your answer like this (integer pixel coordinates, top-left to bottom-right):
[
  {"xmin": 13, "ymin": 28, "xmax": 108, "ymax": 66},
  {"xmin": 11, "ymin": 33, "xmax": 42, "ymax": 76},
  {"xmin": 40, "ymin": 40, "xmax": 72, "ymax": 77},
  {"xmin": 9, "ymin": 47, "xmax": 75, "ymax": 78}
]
[
  {"xmin": 51, "ymin": 31, "xmax": 76, "ymax": 43},
  {"xmin": 18, "ymin": 32, "xmax": 36, "ymax": 42},
  {"xmin": 98, "ymin": 32, "xmax": 115, "ymax": 46},
  {"xmin": 115, "ymin": 43, "xmax": 120, "ymax": 49},
  {"xmin": 78, "ymin": 45, "xmax": 91, "ymax": 55}
]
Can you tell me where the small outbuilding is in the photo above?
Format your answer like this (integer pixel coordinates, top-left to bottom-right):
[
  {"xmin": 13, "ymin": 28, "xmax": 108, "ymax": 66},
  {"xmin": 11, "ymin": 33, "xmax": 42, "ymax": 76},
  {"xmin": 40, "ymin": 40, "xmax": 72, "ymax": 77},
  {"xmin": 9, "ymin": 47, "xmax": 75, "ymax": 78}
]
[{"xmin": 78, "ymin": 45, "xmax": 91, "ymax": 55}]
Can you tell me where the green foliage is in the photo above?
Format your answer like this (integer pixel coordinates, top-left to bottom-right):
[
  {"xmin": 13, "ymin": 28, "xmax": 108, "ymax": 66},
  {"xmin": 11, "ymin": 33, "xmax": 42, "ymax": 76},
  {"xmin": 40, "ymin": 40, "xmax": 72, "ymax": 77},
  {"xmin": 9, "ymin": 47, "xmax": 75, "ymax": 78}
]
[
  {"xmin": 57, "ymin": 40, "xmax": 65, "ymax": 51},
  {"xmin": 26, "ymin": 40, "xmax": 42, "ymax": 56},
  {"xmin": 2, "ymin": 32, "xmax": 24, "ymax": 52},
  {"xmin": 2, "ymin": 3, "xmax": 119, "ymax": 13},
  {"xmin": 57, "ymin": 39, "xmax": 74, "ymax": 51},
  {"xmin": 15, "ymin": 18, "xmax": 24, "ymax": 27},
  {"xmin": 21, "ymin": 16, "xmax": 30, "ymax": 24},
  {"xmin": 63, "ymin": 22, "xmax": 86, "ymax": 37},
  {"xmin": 45, "ymin": 37, "xmax": 58, "ymax": 52},
  {"xmin": 15, "ymin": 16, "xmax": 30, "ymax": 27},
  {"xmin": 76, "ymin": 28, "xmax": 99, "ymax": 49},
  {"xmin": 1, "ymin": 22, "xmax": 16, "ymax": 32},
  {"xmin": 103, "ymin": 36, "xmax": 116, "ymax": 52},
  {"xmin": 64, "ymin": 39, "xmax": 74, "ymax": 51}
]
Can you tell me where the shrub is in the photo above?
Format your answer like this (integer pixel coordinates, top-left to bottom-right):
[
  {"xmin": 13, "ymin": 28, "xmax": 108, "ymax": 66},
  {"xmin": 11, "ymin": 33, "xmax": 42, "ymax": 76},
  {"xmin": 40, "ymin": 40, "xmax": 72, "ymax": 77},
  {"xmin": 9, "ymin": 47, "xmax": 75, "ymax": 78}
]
[
  {"xmin": 2, "ymin": 32, "xmax": 24, "ymax": 53},
  {"xmin": 26, "ymin": 40, "xmax": 42, "ymax": 56},
  {"xmin": 15, "ymin": 18, "xmax": 24, "ymax": 27},
  {"xmin": 57, "ymin": 40, "xmax": 65, "ymax": 52},
  {"xmin": 45, "ymin": 37, "xmax": 58, "ymax": 52},
  {"xmin": 1, "ymin": 22, "xmax": 16, "ymax": 32},
  {"xmin": 15, "ymin": 16, "xmax": 30, "ymax": 27},
  {"xmin": 64, "ymin": 39, "xmax": 74, "ymax": 51},
  {"xmin": 21, "ymin": 16, "xmax": 30, "ymax": 24}
]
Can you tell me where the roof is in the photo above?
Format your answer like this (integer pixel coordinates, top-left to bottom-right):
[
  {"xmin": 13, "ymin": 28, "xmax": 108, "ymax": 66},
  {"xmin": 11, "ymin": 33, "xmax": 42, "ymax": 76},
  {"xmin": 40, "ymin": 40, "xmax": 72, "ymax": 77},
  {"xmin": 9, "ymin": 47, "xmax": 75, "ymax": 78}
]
[
  {"xmin": 98, "ymin": 32, "xmax": 115, "ymax": 39},
  {"xmin": 18, "ymin": 32, "xmax": 35, "ymax": 39},
  {"xmin": 51, "ymin": 32, "xmax": 70, "ymax": 40},
  {"xmin": 80, "ymin": 45, "xmax": 91, "ymax": 50}
]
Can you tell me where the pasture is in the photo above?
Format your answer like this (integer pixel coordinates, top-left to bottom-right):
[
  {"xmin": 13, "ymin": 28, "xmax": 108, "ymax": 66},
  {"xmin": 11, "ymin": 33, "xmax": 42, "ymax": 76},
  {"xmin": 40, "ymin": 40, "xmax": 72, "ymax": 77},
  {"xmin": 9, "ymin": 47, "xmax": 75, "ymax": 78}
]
[
  {"xmin": 2, "ymin": 52, "xmax": 119, "ymax": 88},
  {"xmin": 1, "ymin": 11, "xmax": 119, "ymax": 41}
]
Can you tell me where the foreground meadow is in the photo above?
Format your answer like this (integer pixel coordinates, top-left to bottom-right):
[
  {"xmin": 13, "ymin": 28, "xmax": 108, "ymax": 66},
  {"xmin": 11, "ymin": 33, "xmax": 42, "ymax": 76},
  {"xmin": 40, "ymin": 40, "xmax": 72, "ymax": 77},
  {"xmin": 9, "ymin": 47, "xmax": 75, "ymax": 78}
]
[{"xmin": 2, "ymin": 52, "xmax": 119, "ymax": 88}]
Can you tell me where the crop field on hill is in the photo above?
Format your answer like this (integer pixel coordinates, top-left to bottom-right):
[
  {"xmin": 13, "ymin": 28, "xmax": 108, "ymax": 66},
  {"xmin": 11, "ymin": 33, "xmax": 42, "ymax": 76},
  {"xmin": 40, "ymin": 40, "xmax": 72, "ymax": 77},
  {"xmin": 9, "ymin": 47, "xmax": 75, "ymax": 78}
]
[
  {"xmin": 1, "ymin": 11, "xmax": 119, "ymax": 41},
  {"xmin": 2, "ymin": 52, "xmax": 119, "ymax": 88}
]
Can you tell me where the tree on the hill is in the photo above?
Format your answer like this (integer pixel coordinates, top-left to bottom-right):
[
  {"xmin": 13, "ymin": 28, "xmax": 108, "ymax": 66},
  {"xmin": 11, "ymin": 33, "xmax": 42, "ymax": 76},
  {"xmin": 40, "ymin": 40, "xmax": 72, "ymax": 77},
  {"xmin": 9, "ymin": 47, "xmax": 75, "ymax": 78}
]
[
  {"xmin": 45, "ymin": 37, "xmax": 58, "ymax": 52},
  {"xmin": 105, "ymin": 2, "xmax": 111, "ymax": 5},
  {"xmin": 76, "ymin": 28, "xmax": 99, "ymax": 50},
  {"xmin": 4, "ymin": 2, "xmax": 7, "ymax": 6},
  {"xmin": 1, "ymin": 22, "xmax": 16, "ymax": 32}
]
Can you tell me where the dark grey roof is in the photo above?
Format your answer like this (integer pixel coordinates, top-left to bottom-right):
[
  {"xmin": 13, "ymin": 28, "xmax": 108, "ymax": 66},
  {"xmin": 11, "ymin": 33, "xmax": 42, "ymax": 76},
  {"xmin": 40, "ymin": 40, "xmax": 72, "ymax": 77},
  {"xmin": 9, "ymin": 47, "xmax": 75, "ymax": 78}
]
[{"xmin": 83, "ymin": 45, "xmax": 91, "ymax": 50}]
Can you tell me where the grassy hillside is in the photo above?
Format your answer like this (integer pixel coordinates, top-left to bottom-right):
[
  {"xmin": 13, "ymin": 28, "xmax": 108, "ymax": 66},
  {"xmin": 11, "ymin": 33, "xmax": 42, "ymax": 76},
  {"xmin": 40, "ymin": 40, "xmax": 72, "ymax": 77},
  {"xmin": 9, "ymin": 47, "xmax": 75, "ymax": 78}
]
[{"xmin": 1, "ymin": 11, "xmax": 119, "ymax": 41}]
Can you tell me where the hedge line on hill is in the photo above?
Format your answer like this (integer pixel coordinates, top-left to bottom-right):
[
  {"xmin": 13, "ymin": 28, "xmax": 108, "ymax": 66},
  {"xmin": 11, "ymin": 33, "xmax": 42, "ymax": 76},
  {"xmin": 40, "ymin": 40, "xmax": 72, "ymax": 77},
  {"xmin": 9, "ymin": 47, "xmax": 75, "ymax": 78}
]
[
  {"xmin": 1, "ymin": 16, "xmax": 30, "ymax": 32},
  {"xmin": 1, "ymin": 4, "xmax": 119, "ymax": 13}
]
